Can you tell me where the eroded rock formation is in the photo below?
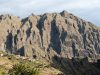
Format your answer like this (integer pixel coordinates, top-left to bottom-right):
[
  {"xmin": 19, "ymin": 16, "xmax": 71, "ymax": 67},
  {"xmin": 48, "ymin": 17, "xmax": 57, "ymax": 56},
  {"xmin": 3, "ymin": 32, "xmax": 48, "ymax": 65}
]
[{"xmin": 0, "ymin": 11, "xmax": 100, "ymax": 61}]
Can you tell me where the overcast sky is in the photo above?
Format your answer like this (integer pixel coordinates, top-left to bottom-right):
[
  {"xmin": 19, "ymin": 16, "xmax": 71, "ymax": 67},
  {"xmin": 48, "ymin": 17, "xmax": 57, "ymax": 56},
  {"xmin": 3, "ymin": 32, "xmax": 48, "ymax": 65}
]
[{"xmin": 0, "ymin": 0, "xmax": 100, "ymax": 26}]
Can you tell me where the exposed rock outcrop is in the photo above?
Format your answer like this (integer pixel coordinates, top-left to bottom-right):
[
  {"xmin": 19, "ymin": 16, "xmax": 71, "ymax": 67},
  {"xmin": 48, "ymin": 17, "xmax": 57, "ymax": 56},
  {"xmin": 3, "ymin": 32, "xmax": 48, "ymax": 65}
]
[{"xmin": 0, "ymin": 11, "xmax": 100, "ymax": 61}]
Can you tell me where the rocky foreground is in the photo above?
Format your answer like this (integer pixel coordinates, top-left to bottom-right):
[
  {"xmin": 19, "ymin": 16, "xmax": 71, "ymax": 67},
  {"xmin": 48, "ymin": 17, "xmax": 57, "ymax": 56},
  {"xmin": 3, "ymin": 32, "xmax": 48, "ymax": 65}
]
[{"xmin": 0, "ymin": 11, "xmax": 100, "ymax": 75}]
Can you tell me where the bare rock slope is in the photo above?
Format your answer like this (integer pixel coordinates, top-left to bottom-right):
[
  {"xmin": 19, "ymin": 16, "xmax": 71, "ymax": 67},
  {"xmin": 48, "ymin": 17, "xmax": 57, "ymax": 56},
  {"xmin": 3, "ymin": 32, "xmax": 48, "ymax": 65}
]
[{"xmin": 0, "ymin": 11, "xmax": 100, "ymax": 61}]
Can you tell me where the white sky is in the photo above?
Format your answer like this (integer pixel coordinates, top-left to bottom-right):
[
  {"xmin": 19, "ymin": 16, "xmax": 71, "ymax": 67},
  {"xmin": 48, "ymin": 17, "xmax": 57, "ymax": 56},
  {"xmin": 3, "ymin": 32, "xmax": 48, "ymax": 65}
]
[{"xmin": 0, "ymin": 0, "xmax": 100, "ymax": 26}]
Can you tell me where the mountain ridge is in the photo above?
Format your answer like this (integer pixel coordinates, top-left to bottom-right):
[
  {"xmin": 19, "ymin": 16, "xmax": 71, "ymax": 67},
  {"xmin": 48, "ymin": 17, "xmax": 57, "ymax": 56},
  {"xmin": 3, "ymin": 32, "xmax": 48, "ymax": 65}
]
[{"xmin": 0, "ymin": 10, "xmax": 100, "ymax": 62}]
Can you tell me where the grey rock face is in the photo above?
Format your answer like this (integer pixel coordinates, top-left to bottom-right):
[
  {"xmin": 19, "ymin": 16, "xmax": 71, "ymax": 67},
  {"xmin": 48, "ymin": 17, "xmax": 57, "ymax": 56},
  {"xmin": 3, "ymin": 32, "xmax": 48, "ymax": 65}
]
[{"xmin": 0, "ymin": 11, "xmax": 100, "ymax": 61}]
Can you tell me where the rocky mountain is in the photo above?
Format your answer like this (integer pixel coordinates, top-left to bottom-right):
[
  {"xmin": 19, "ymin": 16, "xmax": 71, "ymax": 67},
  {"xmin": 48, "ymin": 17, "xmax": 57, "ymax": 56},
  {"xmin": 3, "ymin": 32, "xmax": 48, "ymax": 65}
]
[
  {"xmin": 0, "ymin": 11, "xmax": 100, "ymax": 75},
  {"xmin": 0, "ymin": 11, "xmax": 100, "ymax": 61}
]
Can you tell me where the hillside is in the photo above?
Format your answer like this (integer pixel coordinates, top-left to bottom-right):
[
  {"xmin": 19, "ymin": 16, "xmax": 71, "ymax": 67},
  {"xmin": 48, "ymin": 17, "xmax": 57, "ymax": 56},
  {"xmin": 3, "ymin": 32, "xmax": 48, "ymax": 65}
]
[
  {"xmin": 0, "ymin": 51, "xmax": 62, "ymax": 75},
  {"xmin": 0, "ymin": 51, "xmax": 100, "ymax": 75}
]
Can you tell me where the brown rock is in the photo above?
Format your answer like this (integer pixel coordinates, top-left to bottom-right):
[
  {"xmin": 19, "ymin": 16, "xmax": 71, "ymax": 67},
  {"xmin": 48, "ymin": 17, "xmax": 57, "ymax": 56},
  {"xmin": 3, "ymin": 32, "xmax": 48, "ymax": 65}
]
[{"xmin": 0, "ymin": 11, "xmax": 100, "ymax": 61}]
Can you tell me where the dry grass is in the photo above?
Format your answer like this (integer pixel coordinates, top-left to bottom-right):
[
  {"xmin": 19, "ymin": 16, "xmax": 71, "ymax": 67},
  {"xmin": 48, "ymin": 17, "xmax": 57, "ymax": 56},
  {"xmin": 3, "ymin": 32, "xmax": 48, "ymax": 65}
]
[{"xmin": 0, "ymin": 51, "xmax": 62, "ymax": 75}]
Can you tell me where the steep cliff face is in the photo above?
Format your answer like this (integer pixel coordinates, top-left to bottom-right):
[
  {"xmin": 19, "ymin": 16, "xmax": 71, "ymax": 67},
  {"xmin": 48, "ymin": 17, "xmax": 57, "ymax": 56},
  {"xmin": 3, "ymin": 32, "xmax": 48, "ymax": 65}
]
[
  {"xmin": 0, "ymin": 11, "xmax": 100, "ymax": 61},
  {"xmin": 0, "ymin": 14, "xmax": 21, "ymax": 53}
]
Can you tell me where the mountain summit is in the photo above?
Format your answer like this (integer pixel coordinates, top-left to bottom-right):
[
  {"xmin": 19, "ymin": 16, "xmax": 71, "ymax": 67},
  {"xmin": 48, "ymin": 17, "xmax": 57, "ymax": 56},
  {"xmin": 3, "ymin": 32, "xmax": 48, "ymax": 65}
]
[{"xmin": 0, "ymin": 11, "xmax": 100, "ymax": 61}]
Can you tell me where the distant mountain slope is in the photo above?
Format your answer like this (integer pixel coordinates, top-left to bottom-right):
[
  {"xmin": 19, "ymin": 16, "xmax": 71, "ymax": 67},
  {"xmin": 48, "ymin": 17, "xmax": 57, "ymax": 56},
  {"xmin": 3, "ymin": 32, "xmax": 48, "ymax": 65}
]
[{"xmin": 0, "ymin": 11, "xmax": 100, "ymax": 62}]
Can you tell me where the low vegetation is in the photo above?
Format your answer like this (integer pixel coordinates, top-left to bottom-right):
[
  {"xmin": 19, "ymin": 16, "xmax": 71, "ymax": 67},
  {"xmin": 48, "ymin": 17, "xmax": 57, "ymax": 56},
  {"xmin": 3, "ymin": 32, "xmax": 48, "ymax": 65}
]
[{"xmin": 9, "ymin": 62, "xmax": 39, "ymax": 75}]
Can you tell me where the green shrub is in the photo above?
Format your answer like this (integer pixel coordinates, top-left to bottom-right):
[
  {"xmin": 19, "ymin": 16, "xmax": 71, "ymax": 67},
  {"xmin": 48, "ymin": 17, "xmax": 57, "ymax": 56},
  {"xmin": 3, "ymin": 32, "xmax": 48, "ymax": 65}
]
[
  {"xmin": 9, "ymin": 62, "xmax": 39, "ymax": 75},
  {"xmin": 0, "ymin": 70, "xmax": 2, "ymax": 75}
]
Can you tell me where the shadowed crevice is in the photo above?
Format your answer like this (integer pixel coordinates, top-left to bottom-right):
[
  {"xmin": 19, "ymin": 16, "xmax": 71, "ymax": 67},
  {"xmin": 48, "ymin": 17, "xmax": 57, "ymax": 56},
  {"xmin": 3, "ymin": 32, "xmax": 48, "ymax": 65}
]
[
  {"xmin": 50, "ymin": 20, "xmax": 61, "ymax": 54},
  {"xmin": 5, "ymin": 32, "xmax": 13, "ymax": 53}
]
